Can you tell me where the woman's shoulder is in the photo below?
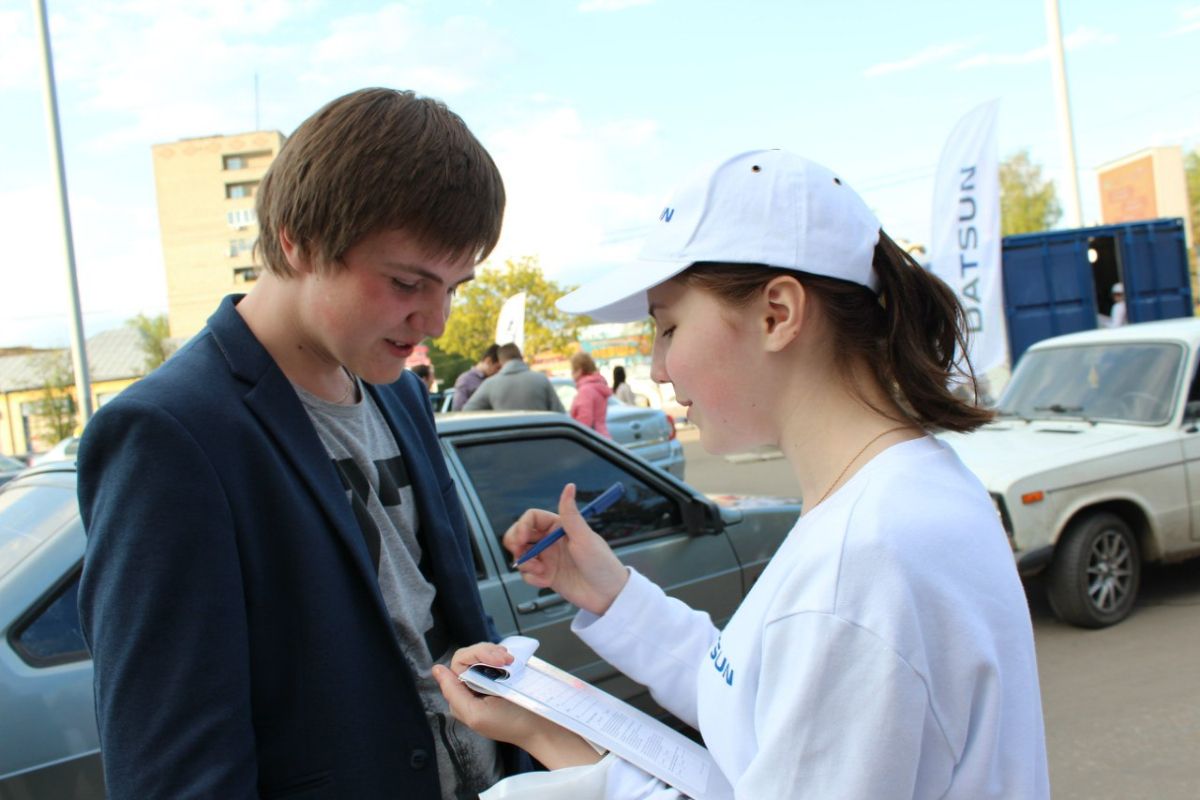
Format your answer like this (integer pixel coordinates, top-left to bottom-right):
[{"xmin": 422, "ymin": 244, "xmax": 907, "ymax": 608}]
[{"xmin": 845, "ymin": 441, "xmax": 994, "ymax": 539}]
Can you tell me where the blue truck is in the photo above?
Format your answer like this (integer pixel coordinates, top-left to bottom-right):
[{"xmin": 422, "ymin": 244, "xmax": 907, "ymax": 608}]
[{"xmin": 1001, "ymin": 217, "xmax": 1194, "ymax": 362}]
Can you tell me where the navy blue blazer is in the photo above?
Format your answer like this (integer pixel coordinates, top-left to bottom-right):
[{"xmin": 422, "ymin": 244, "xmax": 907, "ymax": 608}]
[{"xmin": 78, "ymin": 296, "xmax": 522, "ymax": 799}]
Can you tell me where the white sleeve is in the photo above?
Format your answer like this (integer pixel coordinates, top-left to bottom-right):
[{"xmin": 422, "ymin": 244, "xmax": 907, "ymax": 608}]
[
  {"xmin": 1111, "ymin": 302, "xmax": 1127, "ymax": 326},
  {"xmin": 604, "ymin": 758, "xmax": 681, "ymax": 800},
  {"xmin": 595, "ymin": 610, "xmax": 942, "ymax": 800},
  {"xmin": 572, "ymin": 568, "xmax": 717, "ymax": 728},
  {"xmin": 734, "ymin": 612, "xmax": 937, "ymax": 798}
]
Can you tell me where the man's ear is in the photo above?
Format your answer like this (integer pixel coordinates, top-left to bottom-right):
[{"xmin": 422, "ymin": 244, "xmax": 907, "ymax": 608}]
[
  {"xmin": 279, "ymin": 228, "xmax": 313, "ymax": 275},
  {"xmin": 760, "ymin": 275, "xmax": 806, "ymax": 352}
]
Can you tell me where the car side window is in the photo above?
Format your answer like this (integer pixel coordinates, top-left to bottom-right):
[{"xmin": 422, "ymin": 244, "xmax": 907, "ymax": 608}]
[
  {"xmin": 11, "ymin": 566, "xmax": 89, "ymax": 667},
  {"xmin": 454, "ymin": 434, "xmax": 683, "ymax": 553},
  {"xmin": 1188, "ymin": 361, "xmax": 1200, "ymax": 403}
]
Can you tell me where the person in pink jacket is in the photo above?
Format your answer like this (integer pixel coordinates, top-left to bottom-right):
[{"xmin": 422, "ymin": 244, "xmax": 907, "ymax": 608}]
[{"xmin": 569, "ymin": 351, "xmax": 612, "ymax": 438}]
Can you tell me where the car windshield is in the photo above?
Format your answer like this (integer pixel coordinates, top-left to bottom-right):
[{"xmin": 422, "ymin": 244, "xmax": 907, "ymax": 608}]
[
  {"xmin": 0, "ymin": 455, "xmax": 25, "ymax": 471},
  {"xmin": 996, "ymin": 342, "xmax": 1183, "ymax": 425},
  {"xmin": 0, "ymin": 483, "xmax": 78, "ymax": 578}
]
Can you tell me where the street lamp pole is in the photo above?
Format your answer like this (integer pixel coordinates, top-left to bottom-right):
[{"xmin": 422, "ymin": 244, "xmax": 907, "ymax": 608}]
[
  {"xmin": 1045, "ymin": 0, "xmax": 1084, "ymax": 227},
  {"xmin": 32, "ymin": 0, "xmax": 93, "ymax": 424}
]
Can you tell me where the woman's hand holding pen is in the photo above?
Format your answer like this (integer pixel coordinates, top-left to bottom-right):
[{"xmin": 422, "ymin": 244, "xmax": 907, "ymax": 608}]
[{"xmin": 503, "ymin": 483, "xmax": 629, "ymax": 616}]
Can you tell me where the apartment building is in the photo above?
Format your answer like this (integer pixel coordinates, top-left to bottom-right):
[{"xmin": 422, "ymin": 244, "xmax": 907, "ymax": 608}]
[{"xmin": 152, "ymin": 131, "xmax": 284, "ymax": 338}]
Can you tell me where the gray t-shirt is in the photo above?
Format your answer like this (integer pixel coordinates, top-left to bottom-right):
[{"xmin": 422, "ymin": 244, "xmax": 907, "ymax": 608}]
[{"xmin": 294, "ymin": 378, "xmax": 502, "ymax": 799}]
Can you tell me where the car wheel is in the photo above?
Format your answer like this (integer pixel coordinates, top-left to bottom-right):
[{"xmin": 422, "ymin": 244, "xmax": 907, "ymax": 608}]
[{"xmin": 1047, "ymin": 511, "xmax": 1141, "ymax": 628}]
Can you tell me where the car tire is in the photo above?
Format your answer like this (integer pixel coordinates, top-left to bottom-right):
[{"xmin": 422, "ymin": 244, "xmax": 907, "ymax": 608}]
[{"xmin": 1047, "ymin": 511, "xmax": 1141, "ymax": 628}]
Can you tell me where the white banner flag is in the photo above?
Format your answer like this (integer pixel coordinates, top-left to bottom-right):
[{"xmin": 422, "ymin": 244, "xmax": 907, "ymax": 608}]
[
  {"xmin": 930, "ymin": 99, "xmax": 1007, "ymax": 374},
  {"xmin": 495, "ymin": 292, "xmax": 527, "ymax": 352}
]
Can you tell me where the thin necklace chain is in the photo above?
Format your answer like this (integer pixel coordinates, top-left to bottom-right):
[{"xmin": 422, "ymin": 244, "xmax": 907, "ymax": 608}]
[
  {"xmin": 336, "ymin": 367, "xmax": 357, "ymax": 405},
  {"xmin": 812, "ymin": 425, "xmax": 910, "ymax": 508}
]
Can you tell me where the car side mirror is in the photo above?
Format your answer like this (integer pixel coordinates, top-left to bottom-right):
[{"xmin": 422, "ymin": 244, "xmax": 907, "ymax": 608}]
[
  {"xmin": 681, "ymin": 496, "xmax": 723, "ymax": 535},
  {"xmin": 1185, "ymin": 400, "xmax": 1200, "ymax": 426}
]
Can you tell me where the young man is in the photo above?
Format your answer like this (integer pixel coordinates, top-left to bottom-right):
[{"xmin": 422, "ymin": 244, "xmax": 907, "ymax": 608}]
[
  {"xmin": 462, "ymin": 342, "xmax": 566, "ymax": 412},
  {"xmin": 451, "ymin": 343, "xmax": 500, "ymax": 410},
  {"xmin": 77, "ymin": 88, "xmax": 524, "ymax": 799}
]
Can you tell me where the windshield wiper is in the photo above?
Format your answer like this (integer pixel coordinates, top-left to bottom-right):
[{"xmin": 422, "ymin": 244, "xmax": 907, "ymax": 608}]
[
  {"xmin": 993, "ymin": 409, "xmax": 1030, "ymax": 422},
  {"xmin": 1033, "ymin": 403, "xmax": 1095, "ymax": 424}
]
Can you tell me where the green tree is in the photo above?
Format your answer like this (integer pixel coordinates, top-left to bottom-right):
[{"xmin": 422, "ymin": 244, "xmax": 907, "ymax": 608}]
[
  {"xmin": 1000, "ymin": 149, "xmax": 1062, "ymax": 236},
  {"xmin": 425, "ymin": 340, "xmax": 473, "ymax": 392},
  {"xmin": 127, "ymin": 312, "xmax": 176, "ymax": 373},
  {"xmin": 435, "ymin": 255, "xmax": 589, "ymax": 360},
  {"xmin": 32, "ymin": 351, "xmax": 77, "ymax": 445}
]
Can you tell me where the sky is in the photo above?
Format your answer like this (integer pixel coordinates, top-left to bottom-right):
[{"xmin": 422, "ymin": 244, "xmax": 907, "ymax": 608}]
[{"xmin": 2, "ymin": 0, "xmax": 1198, "ymax": 348}]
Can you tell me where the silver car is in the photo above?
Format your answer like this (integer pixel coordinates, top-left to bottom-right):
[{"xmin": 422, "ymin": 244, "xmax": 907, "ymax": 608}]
[
  {"xmin": 0, "ymin": 454, "xmax": 26, "ymax": 486},
  {"xmin": 1, "ymin": 411, "xmax": 799, "ymax": 797},
  {"xmin": 550, "ymin": 376, "xmax": 685, "ymax": 479}
]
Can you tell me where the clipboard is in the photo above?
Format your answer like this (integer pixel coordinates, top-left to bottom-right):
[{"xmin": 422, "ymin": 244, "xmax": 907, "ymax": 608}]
[{"xmin": 462, "ymin": 636, "xmax": 734, "ymax": 800}]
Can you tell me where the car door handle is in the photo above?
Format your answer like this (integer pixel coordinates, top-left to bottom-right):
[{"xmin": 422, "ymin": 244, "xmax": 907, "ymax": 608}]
[{"xmin": 516, "ymin": 590, "xmax": 570, "ymax": 613}]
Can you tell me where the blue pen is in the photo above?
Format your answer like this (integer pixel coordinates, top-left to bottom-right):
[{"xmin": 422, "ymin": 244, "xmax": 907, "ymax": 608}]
[{"xmin": 512, "ymin": 482, "xmax": 625, "ymax": 567}]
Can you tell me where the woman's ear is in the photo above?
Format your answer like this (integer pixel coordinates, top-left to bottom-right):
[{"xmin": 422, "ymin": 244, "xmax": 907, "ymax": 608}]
[{"xmin": 760, "ymin": 275, "xmax": 806, "ymax": 352}]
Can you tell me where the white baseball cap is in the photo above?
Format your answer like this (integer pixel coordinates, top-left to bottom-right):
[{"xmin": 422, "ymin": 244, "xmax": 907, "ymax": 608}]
[{"xmin": 556, "ymin": 149, "xmax": 882, "ymax": 322}]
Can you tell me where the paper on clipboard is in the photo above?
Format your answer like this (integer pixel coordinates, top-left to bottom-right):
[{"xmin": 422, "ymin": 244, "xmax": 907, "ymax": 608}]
[{"xmin": 462, "ymin": 636, "xmax": 734, "ymax": 800}]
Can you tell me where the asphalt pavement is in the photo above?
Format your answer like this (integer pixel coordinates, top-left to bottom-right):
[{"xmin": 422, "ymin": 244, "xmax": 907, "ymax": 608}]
[{"xmin": 680, "ymin": 428, "xmax": 1200, "ymax": 799}]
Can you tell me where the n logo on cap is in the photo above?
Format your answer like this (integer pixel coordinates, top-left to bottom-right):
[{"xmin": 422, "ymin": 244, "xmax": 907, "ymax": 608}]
[{"xmin": 659, "ymin": 207, "xmax": 675, "ymax": 222}]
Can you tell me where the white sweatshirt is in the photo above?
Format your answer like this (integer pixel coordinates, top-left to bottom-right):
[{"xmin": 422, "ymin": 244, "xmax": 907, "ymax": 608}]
[{"xmin": 573, "ymin": 437, "xmax": 1049, "ymax": 799}]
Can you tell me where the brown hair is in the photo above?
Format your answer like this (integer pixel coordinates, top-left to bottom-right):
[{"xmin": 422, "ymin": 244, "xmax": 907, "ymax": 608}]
[
  {"xmin": 497, "ymin": 342, "xmax": 523, "ymax": 362},
  {"xmin": 570, "ymin": 351, "xmax": 598, "ymax": 375},
  {"xmin": 255, "ymin": 88, "xmax": 505, "ymax": 278},
  {"xmin": 680, "ymin": 231, "xmax": 993, "ymax": 433}
]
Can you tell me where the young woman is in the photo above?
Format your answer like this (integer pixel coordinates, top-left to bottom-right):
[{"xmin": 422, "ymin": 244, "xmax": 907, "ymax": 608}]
[
  {"xmin": 611, "ymin": 365, "xmax": 637, "ymax": 405},
  {"xmin": 434, "ymin": 150, "xmax": 1049, "ymax": 799},
  {"xmin": 570, "ymin": 350, "xmax": 612, "ymax": 437}
]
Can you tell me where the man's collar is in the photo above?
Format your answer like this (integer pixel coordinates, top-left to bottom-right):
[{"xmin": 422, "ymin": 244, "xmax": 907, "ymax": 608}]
[{"xmin": 499, "ymin": 359, "xmax": 529, "ymax": 375}]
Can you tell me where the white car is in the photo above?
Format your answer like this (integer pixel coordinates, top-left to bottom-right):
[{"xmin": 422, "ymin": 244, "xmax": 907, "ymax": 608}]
[
  {"xmin": 939, "ymin": 318, "xmax": 1200, "ymax": 628},
  {"xmin": 28, "ymin": 437, "xmax": 81, "ymax": 467}
]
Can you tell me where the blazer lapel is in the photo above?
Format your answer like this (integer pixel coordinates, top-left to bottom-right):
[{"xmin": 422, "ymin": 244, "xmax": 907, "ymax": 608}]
[{"xmin": 205, "ymin": 296, "xmax": 386, "ymax": 603}]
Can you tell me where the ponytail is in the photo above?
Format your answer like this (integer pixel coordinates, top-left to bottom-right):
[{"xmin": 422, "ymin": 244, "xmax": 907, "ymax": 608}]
[
  {"xmin": 867, "ymin": 231, "xmax": 993, "ymax": 432},
  {"xmin": 680, "ymin": 234, "xmax": 994, "ymax": 433}
]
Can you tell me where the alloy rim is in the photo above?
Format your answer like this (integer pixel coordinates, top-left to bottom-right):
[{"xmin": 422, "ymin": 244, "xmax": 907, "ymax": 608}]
[{"xmin": 1086, "ymin": 528, "xmax": 1133, "ymax": 613}]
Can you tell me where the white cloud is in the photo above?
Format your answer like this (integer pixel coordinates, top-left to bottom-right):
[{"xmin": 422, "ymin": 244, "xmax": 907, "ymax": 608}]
[
  {"xmin": 955, "ymin": 47, "xmax": 1043, "ymax": 70},
  {"xmin": 0, "ymin": 185, "xmax": 70, "ymax": 346},
  {"xmin": 1063, "ymin": 27, "xmax": 1119, "ymax": 49},
  {"xmin": 955, "ymin": 26, "xmax": 1116, "ymax": 69},
  {"xmin": 1148, "ymin": 122, "xmax": 1200, "ymax": 147},
  {"xmin": 863, "ymin": 42, "xmax": 970, "ymax": 78},
  {"xmin": 482, "ymin": 104, "xmax": 663, "ymax": 283},
  {"xmin": 0, "ymin": 9, "xmax": 37, "ymax": 92},
  {"xmin": 578, "ymin": 0, "xmax": 653, "ymax": 12},
  {"xmin": 30, "ymin": 2, "xmax": 506, "ymax": 151},
  {"xmin": 1164, "ymin": 5, "xmax": 1200, "ymax": 36},
  {"xmin": 41, "ymin": 2, "xmax": 304, "ymax": 151},
  {"xmin": 301, "ymin": 5, "xmax": 500, "ymax": 94},
  {"xmin": 0, "ymin": 182, "xmax": 168, "ymax": 348},
  {"xmin": 0, "ymin": 1, "xmax": 514, "ymax": 346}
]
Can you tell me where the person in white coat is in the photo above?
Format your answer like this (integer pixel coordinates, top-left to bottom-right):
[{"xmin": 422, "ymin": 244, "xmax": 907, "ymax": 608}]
[
  {"xmin": 1109, "ymin": 282, "xmax": 1128, "ymax": 327},
  {"xmin": 434, "ymin": 150, "xmax": 1050, "ymax": 799}
]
